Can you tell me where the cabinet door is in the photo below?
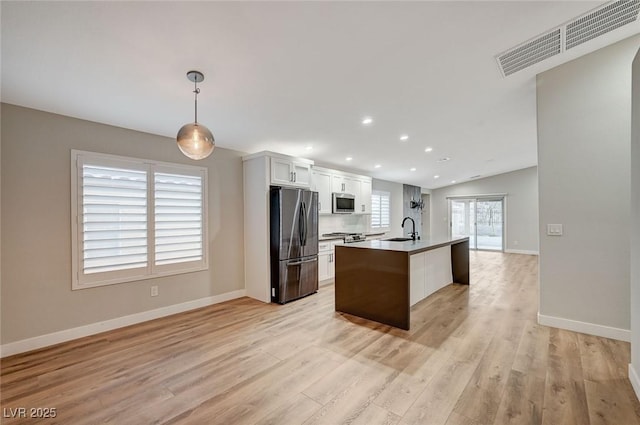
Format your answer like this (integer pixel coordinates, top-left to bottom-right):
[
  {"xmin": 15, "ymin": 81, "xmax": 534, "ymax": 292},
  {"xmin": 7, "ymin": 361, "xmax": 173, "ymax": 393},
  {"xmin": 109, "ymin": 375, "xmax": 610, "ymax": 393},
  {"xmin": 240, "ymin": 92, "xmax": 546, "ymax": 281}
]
[
  {"xmin": 343, "ymin": 177, "xmax": 359, "ymax": 197},
  {"xmin": 271, "ymin": 158, "xmax": 293, "ymax": 185},
  {"xmin": 318, "ymin": 252, "xmax": 331, "ymax": 282},
  {"xmin": 409, "ymin": 252, "xmax": 426, "ymax": 306},
  {"xmin": 359, "ymin": 179, "xmax": 372, "ymax": 214},
  {"xmin": 292, "ymin": 161, "xmax": 312, "ymax": 187},
  {"xmin": 312, "ymin": 170, "xmax": 332, "ymax": 214},
  {"xmin": 327, "ymin": 250, "xmax": 335, "ymax": 279},
  {"xmin": 332, "ymin": 175, "xmax": 345, "ymax": 193}
]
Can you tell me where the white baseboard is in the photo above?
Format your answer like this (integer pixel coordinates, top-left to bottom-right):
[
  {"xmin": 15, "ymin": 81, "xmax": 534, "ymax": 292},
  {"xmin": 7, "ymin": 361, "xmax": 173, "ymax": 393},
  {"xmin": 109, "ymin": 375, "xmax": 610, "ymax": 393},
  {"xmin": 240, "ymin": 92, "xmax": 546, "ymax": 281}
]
[
  {"xmin": 0, "ymin": 289, "xmax": 246, "ymax": 358},
  {"xmin": 505, "ymin": 249, "xmax": 539, "ymax": 255},
  {"xmin": 538, "ymin": 313, "xmax": 630, "ymax": 342},
  {"xmin": 630, "ymin": 364, "xmax": 640, "ymax": 402}
]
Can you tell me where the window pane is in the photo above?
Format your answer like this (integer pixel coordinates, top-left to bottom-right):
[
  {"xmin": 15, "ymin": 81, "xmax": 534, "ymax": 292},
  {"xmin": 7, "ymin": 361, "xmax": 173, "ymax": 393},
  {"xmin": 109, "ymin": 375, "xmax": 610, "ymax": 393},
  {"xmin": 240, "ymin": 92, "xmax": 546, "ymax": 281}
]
[
  {"xmin": 82, "ymin": 164, "xmax": 148, "ymax": 274},
  {"xmin": 154, "ymin": 172, "xmax": 203, "ymax": 266},
  {"xmin": 371, "ymin": 190, "xmax": 390, "ymax": 229}
]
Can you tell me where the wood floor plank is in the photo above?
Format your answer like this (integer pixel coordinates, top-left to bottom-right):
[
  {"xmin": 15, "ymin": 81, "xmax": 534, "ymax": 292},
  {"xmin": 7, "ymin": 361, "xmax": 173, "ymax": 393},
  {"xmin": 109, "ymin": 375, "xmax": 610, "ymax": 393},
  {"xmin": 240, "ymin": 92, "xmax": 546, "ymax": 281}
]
[
  {"xmin": 2, "ymin": 252, "xmax": 639, "ymax": 425},
  {"xmin": 541, "ymin": 328, "xmax": 591, "ymax": 425},
  {"xmin": 452, "ymin": 335, "xmax": 519, "ymax": 424},
  {"xmin": 584, "ymin": 378, "xmax": 640, "ymax": 425},
  {"xmin": 252, "ymin": 393, "xmax": 322, "ymax": 425},
  {"xmin": 398, "ymin": 359, "xmax": 479, "ymax": 425}
]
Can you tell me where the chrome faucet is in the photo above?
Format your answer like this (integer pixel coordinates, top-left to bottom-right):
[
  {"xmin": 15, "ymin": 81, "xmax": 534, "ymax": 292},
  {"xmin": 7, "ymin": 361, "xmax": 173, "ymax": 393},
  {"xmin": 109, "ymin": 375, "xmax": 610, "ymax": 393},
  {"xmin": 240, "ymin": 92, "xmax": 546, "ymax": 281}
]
[{"xmin": 402, "ymin": 216, "xmax": 418, "ymax": 241}]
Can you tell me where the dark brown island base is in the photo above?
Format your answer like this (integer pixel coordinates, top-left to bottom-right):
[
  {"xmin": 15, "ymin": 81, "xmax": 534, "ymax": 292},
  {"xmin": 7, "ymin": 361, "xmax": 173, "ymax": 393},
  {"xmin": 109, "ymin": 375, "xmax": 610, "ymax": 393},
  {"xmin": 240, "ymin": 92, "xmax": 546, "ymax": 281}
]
[{"xmin": 334, "ymin": 237, "xmax": 470, "ymax": 330}]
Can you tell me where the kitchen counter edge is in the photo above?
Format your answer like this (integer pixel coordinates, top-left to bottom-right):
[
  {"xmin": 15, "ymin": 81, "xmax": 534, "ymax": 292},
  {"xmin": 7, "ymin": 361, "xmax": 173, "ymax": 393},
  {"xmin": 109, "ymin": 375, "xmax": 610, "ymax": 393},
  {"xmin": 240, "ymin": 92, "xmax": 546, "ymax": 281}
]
[{"xmin": 336, "ymin": 237, "xmax": 470, "ymax": 255}]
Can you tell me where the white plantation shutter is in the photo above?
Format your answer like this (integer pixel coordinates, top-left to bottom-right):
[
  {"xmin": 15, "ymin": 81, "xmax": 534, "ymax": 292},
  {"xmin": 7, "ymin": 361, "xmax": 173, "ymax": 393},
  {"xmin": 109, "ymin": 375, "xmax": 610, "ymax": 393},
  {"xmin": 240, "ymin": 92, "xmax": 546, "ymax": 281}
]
[
  {"xmin": 82, "ymin": 164, "xmax": 148, "ymax": 275},
  {"xmin": 72, "ymin": 151, "xmax": 208, "ymax": 289},
  {"xmin": 154, "ymin": 171, "xmax": 204, "ymax": 267},
  {"xmin": 371, "ymin": 190, "xmax": 391, "ymax": 229}
]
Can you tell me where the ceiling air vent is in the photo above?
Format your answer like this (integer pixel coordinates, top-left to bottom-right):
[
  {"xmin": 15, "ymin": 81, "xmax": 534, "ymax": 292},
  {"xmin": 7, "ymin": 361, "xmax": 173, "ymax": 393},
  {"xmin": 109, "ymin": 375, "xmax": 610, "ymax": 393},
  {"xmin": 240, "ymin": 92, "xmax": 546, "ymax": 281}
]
[
  {"xmin": 566, "ymin": 0, "xmax": 640, "ymax": 50},
  {"xmin": 497, "ymin": 29, "xmax": 562, "ymax": 77}
]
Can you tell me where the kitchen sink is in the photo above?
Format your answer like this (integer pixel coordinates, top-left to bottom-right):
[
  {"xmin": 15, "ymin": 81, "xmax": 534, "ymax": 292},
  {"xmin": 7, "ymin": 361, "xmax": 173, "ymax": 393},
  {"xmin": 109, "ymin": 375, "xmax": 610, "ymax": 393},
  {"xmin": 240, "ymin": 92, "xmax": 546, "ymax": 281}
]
[{"xmin": 384, "ymin": 237, "xmax": 414, "ymax": 242}]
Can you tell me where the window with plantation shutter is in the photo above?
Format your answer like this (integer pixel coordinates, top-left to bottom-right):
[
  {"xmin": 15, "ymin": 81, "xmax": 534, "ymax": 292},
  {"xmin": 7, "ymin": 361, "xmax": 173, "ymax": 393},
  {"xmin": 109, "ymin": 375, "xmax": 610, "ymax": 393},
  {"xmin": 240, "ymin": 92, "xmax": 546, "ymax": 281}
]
[
  {"xmin": 371, "ymin": 190, "xmax": 391, "ymax": 230},
  {"xmin": 154, "ymin": 170, "xmax": 203, "ymax": 267},
  {"xmin": 82, "ymin": 163, "xmax": 148, "ymax": 275},
  {"xmin": 72, "ymin": 151, "xmax": 208, "ymax": 289}
]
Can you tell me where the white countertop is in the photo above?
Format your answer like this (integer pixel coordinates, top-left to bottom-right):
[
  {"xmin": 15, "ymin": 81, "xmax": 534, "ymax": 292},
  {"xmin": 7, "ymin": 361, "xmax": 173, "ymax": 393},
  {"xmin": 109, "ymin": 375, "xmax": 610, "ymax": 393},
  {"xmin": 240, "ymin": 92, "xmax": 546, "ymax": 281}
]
[{"xmin": 336, "ymin": 237, "xmax": 470, "ymax": 254}]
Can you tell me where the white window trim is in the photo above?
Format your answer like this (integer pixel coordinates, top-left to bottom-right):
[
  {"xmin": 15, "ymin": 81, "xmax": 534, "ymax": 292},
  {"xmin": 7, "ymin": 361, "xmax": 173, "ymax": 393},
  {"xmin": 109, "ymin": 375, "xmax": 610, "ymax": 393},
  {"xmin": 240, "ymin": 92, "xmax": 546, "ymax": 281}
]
[
  {"xmin": 71, "ymin": 150, "xmax": 208, "ymax": 290},
  {"xmin": 371, "ymin": 190, "xmax": 391, "ymax": 231}
]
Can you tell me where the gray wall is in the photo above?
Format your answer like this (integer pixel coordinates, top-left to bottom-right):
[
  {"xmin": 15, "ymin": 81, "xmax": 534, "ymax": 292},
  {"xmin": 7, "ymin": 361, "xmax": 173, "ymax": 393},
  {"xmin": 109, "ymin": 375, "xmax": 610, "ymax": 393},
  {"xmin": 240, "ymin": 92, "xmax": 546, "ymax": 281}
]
[
  {"xmin": 1, "ymin": 104, "xmax": 245, "ymax": 344},
  {"xmin": 430, "ymin": 166, "xmax": 539, "ymax": 253},
  {"xmin": 631, "ymin": 48, "xmax": 640, "ymax": 382},
  {"xmin": 537, "ymin": 35, "xmax": 640, "ymax": 333}
]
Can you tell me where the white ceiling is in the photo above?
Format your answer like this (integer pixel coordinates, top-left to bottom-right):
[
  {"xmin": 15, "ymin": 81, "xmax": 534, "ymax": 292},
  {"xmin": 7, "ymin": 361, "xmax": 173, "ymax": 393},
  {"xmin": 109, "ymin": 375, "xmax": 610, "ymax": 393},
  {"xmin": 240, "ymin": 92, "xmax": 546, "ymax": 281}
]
[{"xmin": 2, "ymin": 1, "xmax": 639, "ymax": 189}]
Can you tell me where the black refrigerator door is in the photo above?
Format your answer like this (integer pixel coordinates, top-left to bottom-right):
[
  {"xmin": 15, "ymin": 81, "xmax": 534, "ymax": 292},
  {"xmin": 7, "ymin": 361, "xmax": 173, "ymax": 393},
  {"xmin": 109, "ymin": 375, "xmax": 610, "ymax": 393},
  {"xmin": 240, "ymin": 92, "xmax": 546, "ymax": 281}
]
[{"xmin": 274, "ymin": 256, "xmax": 319, "ymax": 304}]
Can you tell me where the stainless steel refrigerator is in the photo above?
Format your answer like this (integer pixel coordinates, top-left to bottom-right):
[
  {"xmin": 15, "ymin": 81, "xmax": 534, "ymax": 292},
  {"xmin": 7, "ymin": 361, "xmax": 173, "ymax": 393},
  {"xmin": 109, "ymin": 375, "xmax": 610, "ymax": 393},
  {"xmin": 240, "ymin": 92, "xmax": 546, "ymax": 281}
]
[{"xmin": 270, "ymin": 186, "xmax": 319, "ymax": 304}]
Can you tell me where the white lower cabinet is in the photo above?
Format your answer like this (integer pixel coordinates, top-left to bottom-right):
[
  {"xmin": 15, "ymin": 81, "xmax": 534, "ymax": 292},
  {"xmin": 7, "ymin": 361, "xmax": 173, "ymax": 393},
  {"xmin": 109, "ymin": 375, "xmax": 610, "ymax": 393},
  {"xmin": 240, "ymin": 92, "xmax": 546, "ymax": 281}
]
[
  {"xmin": 410, "ymin": 253, "xmax": 427, "ymax": 306},
  {"xmin": 318, "ymin": 241, "xmax": 336, "ymax": 283},
  {"xmin": 409, "ymin": 246, "xmax": 453, "ymax": 307}
]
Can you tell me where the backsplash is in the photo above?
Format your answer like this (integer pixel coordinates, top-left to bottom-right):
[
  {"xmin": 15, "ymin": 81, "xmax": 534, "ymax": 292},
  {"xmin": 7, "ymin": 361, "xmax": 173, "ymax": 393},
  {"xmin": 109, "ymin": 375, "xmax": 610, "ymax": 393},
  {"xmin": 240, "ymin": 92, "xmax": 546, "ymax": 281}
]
[{"xmin": 319, "ymin": 214, "xmax": 368, "ymax": 235}]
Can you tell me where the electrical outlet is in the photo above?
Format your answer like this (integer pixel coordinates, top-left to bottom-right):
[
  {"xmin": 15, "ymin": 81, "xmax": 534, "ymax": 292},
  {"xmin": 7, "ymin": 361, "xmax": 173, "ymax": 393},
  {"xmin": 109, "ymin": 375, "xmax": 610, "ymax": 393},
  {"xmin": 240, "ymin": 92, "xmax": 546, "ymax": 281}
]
[
  {"xmin": 547, "ymin": 224, "xmax": 563, "ymax": 236},
  {"xmin": 151, "ymin": 285, "xmax": 159, "ymax": 297}
]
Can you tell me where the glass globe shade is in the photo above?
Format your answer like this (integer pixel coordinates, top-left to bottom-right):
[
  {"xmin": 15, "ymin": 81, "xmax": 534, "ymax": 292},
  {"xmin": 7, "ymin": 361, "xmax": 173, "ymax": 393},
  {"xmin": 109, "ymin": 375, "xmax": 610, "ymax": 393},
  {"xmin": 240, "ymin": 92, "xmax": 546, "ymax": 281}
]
[{"xmin": 176, "ymin": 123, "xmax": 215, "ymax": 160}]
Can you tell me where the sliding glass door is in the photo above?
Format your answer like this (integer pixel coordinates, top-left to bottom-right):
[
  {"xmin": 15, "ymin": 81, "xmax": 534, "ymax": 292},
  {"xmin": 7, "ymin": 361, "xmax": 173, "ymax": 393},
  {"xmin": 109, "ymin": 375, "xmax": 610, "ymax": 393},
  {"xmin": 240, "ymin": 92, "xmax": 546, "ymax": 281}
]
[
  {"xmin": 451, "ymin": 199, "xmax": 476, "ymax": 248},
  {"xmin": 449, "ymin": 197, "xmax": 504, "ymax": 251}
]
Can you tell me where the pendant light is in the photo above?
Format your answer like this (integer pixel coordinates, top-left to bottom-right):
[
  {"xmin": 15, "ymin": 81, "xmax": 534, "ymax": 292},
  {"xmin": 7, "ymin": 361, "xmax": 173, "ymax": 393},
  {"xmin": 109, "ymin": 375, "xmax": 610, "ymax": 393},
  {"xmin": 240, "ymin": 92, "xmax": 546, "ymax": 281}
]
[{"xmin": 176, "ymin": 70, "xmax": 215, "ymax": 160}]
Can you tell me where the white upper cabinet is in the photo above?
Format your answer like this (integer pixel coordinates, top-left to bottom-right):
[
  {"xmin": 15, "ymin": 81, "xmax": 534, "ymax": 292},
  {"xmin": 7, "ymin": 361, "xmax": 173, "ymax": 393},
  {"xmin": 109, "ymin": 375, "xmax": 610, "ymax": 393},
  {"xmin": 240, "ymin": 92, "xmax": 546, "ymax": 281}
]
[
  {"xmin": 292, "ymin": 161, "xmax": 312, "ymax": 187},
  {"xmin": 270, "ymin": 157, "xmax": 312, "ymax": 188},
  {"xmin": 358, "ymin": 177, "xmax": 372, "ymax": 214},
  {"xmin": 332, "ymin": 174, "xmax": 360, "ymax": 195},
  {"xmin": 312, "ymin": 168, "xmax": 332, "ymax": 214},
  {"xmin": 313, "ymin": 166, "xmax": 373, "ymax": 215}
]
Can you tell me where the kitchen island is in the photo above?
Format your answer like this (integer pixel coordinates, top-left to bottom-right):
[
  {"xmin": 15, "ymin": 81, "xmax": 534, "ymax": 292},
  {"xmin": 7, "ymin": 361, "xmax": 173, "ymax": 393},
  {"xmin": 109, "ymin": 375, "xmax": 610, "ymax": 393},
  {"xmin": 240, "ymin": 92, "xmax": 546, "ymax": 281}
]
[{"xmin": 334, "ymin": 237, "xmax": 469, "ymax": 330}]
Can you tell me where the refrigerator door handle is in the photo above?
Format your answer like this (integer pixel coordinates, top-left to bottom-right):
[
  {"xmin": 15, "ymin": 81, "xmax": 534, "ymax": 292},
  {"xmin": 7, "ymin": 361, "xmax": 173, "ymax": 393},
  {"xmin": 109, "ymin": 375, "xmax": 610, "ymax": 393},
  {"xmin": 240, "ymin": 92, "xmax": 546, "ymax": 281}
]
[
  {"xmin": 298, "ymin": 202, "xmax": 305, "ymax": 247},
  {"xmin": 287, "ymin": 257, "xmax": 318, "ymax": 266},
  {"xmin": 302, "ymin": 201, "xmax": 307, "ymax": 246}
]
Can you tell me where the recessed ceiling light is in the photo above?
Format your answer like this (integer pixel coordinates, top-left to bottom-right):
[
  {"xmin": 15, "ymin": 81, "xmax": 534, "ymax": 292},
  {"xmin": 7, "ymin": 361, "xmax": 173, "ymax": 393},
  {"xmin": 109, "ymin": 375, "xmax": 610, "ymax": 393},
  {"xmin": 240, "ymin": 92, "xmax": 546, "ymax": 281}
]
[
  {"xmin": 305, "ymin": 146, "xmax": 313, "ymax": 151},
  {"xmin": 400, "ymin": 134, "xmax": 409, "ymax": 141},
  {"xmin": 346, "ymin": 157, "xmax": 353, "ymax": 161},
  {"xmin": 434, "ymin": 175, "xmax": 440, "ymax": 179},
  {"xmin": 436, "ymin": 157, "xmax": 451, "ymax": 162},
  {"xmin": 362, "ymin": 117, "xmax": 373, "ymax": 125},
  {"xmin": 374, "ymin": 164, "xmax": 381, "ymax": 169},
  {"xmin": 410, "ymin": 168, "xmax": 416, "ymax": 172},
  {"xmin": 424, "ymin": 147, "xmax": 433, "ymax": 153},
  {"xmin": 451, "ymin": 180, "xmax": 457, "ymax": 183}
]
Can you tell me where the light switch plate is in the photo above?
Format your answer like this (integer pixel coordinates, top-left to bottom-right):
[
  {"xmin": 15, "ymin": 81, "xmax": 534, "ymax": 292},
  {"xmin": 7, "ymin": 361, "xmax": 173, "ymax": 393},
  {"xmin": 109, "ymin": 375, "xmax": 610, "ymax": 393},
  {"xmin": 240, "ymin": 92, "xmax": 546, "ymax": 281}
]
[{"xmin": 547, "ymin": 224, "xmax": 563, "ymax": 236}]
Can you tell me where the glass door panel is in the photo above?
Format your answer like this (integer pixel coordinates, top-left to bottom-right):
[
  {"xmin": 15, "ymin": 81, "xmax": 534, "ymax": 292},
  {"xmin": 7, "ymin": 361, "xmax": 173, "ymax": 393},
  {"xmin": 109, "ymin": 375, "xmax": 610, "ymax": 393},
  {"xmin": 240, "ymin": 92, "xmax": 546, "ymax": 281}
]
[
  {"xmin": 450, "ymin": 197, "xmax": 504, "ymax": 251},
  {"xmin": 450, "ymin": 199, "xmax": 475, "ymax": 249},
  {"xmin": 475, "ymin": 199, "xmax": 503, "ymax": 251}
]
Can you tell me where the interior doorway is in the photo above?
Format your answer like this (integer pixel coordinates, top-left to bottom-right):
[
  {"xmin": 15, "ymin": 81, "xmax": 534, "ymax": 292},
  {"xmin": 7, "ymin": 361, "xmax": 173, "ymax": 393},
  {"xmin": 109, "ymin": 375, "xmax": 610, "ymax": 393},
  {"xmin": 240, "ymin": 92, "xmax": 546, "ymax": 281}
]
[{"xmin": 449, "ymin": 197, "xmax": 504, "ymax": 251}]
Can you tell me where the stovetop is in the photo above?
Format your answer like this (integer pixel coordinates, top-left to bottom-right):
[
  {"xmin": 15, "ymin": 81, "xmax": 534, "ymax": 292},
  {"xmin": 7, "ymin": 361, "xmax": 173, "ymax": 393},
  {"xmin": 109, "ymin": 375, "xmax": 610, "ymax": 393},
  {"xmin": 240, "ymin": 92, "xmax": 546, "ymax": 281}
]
[
  {"xmin": 322, "ymin": 232, "xmax": 366, "ymax": 243},
  {"xmin": 322, "ymin": 232, "xmax": 362, "ymax": 237}
]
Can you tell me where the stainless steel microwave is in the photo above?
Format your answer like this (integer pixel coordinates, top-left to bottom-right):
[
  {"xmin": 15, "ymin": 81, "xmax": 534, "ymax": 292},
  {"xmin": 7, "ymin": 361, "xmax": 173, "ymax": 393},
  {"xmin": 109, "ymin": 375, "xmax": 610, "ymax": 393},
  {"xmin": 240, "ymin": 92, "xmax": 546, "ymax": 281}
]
[{"xmin": 332, "ymin": 192, "xmax": 355, "ymax": 214}]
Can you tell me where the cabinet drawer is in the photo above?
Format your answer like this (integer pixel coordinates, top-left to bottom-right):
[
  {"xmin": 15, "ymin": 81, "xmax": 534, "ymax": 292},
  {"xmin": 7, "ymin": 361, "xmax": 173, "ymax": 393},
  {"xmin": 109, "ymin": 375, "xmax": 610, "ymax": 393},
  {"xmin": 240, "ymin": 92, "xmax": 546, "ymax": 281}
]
[{"xmin": 319, "ymin": 241, "xmax": 332, "ymax": 252}]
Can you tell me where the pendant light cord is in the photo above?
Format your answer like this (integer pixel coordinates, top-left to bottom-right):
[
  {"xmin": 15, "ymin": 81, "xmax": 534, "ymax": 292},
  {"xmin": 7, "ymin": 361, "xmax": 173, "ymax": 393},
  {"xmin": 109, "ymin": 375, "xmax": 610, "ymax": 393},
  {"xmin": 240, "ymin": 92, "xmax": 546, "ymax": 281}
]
[{"xmin": 193, "ymin": 78, "xmax": 200, "ymax": 124}]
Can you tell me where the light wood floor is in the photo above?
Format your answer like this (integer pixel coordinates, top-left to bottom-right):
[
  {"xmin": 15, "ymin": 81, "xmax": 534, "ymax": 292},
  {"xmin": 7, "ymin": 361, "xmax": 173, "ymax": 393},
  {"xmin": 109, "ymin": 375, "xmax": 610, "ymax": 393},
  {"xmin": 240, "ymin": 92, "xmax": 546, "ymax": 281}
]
[{"xmin": 2, "ymin": 251, "xmax": 640, "ymax": 424}]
